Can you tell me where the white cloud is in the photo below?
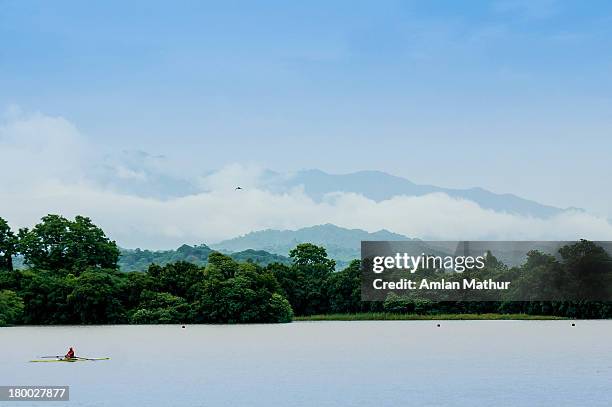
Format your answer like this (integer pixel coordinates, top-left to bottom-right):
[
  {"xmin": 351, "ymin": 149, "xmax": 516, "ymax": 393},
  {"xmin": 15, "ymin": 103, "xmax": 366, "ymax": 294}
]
[
  {"xmin": 1, "ymin": 110, "xmax": 612, "ymax": 249},
  {"xmin": 197, "ymin": 163, "xmax": 268, "ymax": 192},
  {"xmin": 114, "ymin": 165, "xmax": 148, "ymax": 181},
  {"xmin": 0, "ymin": 110, "xmax": 92, "ymax": 190}
]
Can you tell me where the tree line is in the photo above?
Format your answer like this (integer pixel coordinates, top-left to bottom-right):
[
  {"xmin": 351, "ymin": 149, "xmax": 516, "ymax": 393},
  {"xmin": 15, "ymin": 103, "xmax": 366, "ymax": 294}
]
[{"xmin": 1, "ymin": 215, "xmax": 612, "ymax": 325}]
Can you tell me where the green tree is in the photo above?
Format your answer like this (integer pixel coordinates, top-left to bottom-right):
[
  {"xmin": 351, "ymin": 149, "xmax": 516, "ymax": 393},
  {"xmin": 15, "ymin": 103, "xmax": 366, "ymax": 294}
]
[
  {"xmin": 190, "ymin": 264, "xmax": 293, "ymax": 323},
  {"xmin": 0, "ymin": 267, "xmax": 21, "ymax": 291},
  {"xmin": 266, "ymin": 293, "xmax": 293, "ymax": 323},
  {"xmin": 119, "ymin": 271, "xmax": 155, "ymax": 310},
  {"xmin": 274, "ymin": 244, "xmax": 335, "ymax": 315},
  {"xmin": 207, "ymin": 252, "xmax": 240, "ymax": 279},
  {"xmin": 289, "ymin": 243, "xmax": 336, "ymax": 271},
  {"xmin": 0, "ymin": 289, "xmax": 24, "ymax": 326},
  {"xmin": 267, "ymin": 262, "xmax": 305, "ymax": 312},
  {"xmin": 147, "ymin": 261, "xmax": 205, "ymax": 300},
  {"xmin": 326, "ymin": 260, "xmax": 364, "ymax": 313},
  {"xmin": 0, "ymin": 217, "xmax": 17, "ymax": 271},
  {"xmin": 383, "ymin": 292, "xmax": 413, "ymax": 313},
  {"xmin": 514, "ymin": 250, "xmax": 567, "ymax": 301},
  {"xmin": 559, "ymin": 240, "xmax": 612, "ymax": 301},
  {"xmin": 129, "ymin": 290, "xmax": 189, "ymax": 324},
  {"xmin": 18, "ymin": 270, "xmax": 78, "ymax": 324},
  {"xmin": 18, "ymin": 215, "xmax": 119, "ymax": 272},
  {"xmin": 68, "ymin": 270, "xmax": 125, "ymax": 323}
]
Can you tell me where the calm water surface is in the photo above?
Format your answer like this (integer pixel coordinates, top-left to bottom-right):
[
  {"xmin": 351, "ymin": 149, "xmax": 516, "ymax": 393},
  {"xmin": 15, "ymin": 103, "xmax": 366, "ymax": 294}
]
[{"xmin": 1, "ymin": 321, "xmax": 611, "ymax": 406}]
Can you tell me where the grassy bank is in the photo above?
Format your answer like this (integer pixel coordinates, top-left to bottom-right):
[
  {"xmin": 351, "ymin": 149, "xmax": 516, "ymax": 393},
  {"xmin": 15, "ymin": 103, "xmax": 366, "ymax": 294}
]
[{"xmin": 295, "ymin": 313, "xmax": 568, "ymax": 321}]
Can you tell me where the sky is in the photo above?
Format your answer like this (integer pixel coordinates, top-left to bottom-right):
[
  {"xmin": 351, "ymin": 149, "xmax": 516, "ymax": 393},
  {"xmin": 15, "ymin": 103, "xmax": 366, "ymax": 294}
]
[{"xmin": 1, "ymin": 0, "xmax": 612, "ymax": 248}]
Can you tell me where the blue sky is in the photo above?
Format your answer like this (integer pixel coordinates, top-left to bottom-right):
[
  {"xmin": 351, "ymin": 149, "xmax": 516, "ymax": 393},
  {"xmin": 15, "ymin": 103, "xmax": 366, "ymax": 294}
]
[{"xmin": 1, "ymin": 0, "xmax": 612, "ymax": 218}]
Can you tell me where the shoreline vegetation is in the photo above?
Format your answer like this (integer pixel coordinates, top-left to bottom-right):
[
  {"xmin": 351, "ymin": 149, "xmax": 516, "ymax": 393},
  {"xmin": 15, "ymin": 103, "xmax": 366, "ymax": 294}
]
[
  {"xmin": 296, "ymin": 313, "xmax": 568, "ymax": 321},
  {"xmin": 2, "ymin": 215, "xmax": 612, "ymax": 326}
]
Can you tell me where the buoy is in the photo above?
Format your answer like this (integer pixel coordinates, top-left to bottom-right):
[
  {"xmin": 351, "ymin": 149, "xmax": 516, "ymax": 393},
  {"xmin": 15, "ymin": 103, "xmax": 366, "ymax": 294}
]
[
  {"xmin": 436, "ymin": 323, "xmax": 440, "ymax": 327},
  {"xmin": 182, "ymin": 325, "xmax": 186, "ymax": 328},
  {"xmin": 571, "ymin": 323, "xmax": 575, "ymax": 327}
]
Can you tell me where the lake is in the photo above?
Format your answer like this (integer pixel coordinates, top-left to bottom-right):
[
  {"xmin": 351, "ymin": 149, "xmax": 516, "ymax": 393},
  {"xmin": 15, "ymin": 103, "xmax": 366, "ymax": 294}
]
[{"xmin": 1, "ymin": 321, "xmax": 611, "ymax": 406}]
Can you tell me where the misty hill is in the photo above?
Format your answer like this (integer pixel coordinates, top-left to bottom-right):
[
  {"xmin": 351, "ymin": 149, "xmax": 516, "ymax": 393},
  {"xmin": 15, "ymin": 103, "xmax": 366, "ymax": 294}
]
[
  {"xmin": 211, "ymin": 224, "xmax": 413, "ymax": 266},
  {"xmin": 118, "ymin": 244, "xmax": 290, "ymax": 272},
  {"xmin": 95, "ymin": 158, "xmax": 572, "ymax": 219},
  {"xmin": 267, "ymin": 169, "xmax": 566, "ymax": 218}
]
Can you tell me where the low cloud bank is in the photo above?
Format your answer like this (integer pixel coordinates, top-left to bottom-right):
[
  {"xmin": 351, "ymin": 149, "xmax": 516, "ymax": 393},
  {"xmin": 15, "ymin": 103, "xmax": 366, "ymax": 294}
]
[{"xmin": 2, "ymin": 111, "xmax": 612, "ymax": 249}]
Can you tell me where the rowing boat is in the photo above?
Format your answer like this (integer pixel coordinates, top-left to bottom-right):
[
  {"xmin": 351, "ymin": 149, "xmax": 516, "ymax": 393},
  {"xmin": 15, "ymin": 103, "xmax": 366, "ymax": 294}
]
[{"xmin": 29, "ymin": 357, "xmax": 110, "ymax": 363}]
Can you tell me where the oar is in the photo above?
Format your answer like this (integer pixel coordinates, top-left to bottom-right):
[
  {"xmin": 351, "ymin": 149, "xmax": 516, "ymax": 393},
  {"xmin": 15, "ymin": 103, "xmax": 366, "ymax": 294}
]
[
  {"xmin": 74, "ymin": 356, "xmax": 109, "ymax": 361},
  {"xmin": 38, "ymin": 355, "xmax": 63, "ymax": 359}
]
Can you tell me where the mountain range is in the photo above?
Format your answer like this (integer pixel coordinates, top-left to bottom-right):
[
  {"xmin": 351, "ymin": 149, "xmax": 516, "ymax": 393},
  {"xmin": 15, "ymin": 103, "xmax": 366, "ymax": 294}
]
[
  {"xmin": 95, "ymin": 157, "xmax": 573, "ymax": 219},
  {"xmin": 259, "ymin": 169, "xmax": 569, "ymax": 218},
  {"xmin": 119, "ymin": 224, "xmax": 418, "ymax": 271},
  {"xmin": 211, "ymin": 224, "xmax": 413, "ymax": 268},
  {"xmin": 118, "ymin": 245, "xmax": 290, "ymax": 272}
]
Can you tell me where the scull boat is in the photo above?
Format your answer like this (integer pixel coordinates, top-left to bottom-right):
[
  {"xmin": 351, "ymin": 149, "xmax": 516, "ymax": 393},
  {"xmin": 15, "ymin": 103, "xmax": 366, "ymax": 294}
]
[{"xmin": 30, "ymin": 357, "xmax": 110, "ymax": 363}]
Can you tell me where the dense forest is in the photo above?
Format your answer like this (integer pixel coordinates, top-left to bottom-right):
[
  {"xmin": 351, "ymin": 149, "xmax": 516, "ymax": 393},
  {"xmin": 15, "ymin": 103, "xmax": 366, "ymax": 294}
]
[{"xmin": 1, "ymin": 215, "xmax": 612, "ymax": 326}]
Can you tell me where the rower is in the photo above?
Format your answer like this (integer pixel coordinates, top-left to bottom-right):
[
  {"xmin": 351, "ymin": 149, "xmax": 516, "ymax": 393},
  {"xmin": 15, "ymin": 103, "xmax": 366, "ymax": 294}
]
[{"xmin": 65, "ymin": 347, "xmax": 75, "ymax": 359}]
